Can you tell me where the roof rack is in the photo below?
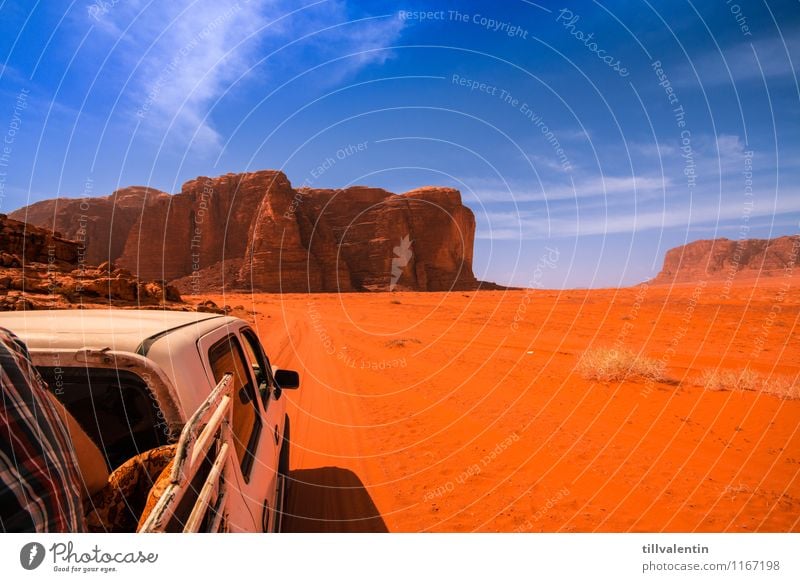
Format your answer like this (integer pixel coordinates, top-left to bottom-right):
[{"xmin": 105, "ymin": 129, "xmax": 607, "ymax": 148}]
[{"xmin": 139, "ymin": 373, "xmax": 234, "ymax": 533}]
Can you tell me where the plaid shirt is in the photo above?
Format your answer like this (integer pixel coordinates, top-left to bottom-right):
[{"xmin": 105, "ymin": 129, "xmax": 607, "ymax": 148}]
[{"xmin": 0, "ymin": 327, "xmax": 85, "ymax": 532}]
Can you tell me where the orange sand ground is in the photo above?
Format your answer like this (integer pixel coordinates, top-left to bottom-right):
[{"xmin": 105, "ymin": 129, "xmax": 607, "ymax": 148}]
[{"xmin": 203, "ymin": 278, "xmax": 799, "ymax": 532}]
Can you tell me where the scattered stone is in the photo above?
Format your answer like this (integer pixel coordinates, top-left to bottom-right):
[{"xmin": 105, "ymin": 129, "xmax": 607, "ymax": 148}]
[
  {"xmin": 112, "ymin": 267, "xmax": 133, "ymax": 278},
  {"xmin": 0, "ymin": 214, "xmax": 186, "ymax": 311},
  {"xmin": 0, "ymin": 252, "xmax": 21, "ymax": 268},
  {"xmin": 164, "ymin": 285, "xmax": 182, "ymax": 302},
  {"xmin": 196, "ymin": 299, "xmax": 224, "ymax": 314}
]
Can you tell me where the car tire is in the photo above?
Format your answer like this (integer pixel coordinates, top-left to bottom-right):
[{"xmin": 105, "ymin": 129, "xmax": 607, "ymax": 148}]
[{"xmin": 276, "ymin": 416, "xmax": 290, "ymax": 532}]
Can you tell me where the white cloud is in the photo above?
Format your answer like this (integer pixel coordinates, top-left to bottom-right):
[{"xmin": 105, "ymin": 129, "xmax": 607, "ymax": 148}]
[
  {"xmin": 90, "ymin": 1, "xmax": 272, "ymax": 149},
  {"xmin": 630, "ymin": 141, "xmax": 677, "ymax": 157},
  {"xmin": 462, "ymin": 174, "xmax": 669, "ymax": 203},
  {"xmin": 559, "ymin": 128, "xmax": 591, "ymax": 141},
  {"xmin": 476, "ymin": 189, "xmax": 800, "ymax": 239},
  {"xmin": 308, "ymin": 8, "xmax": 405, "ymax": 82},
  {"xmin": 90, "ymin": 1, "xmax": 404, "ymax": 150},
  {"xmin": 0, "ymin": 63, "xmax": 27, "ymax": 86},
  {"xmin": 677, "ymin": 33, "xmax": 800, "ymax": 87},
  {"xmin": 527, "ymin": 154, "xmax": 574, "ymax": 173},
  {"xmin": 630, "ymin": 134, "xmax": 748, "ymax": 168},
  {"xmin": 712, "ymin": 133, "xmax": 748, "ymax": 170}
]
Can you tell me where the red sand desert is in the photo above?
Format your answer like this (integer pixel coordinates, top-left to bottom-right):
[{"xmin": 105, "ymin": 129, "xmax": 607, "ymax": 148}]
[{"xmin": 203, "ymin": 276, "xmax": 800, "ymax": 533}]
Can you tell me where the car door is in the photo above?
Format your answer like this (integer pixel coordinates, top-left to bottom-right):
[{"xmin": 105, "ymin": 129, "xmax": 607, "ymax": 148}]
[
  {"xmin": 199, "ymin": 326, "xmax": 274, "ymax": 532},
  {"xmin": 238, "ymin": 326, "xmax": 283, "ymax": 531}
]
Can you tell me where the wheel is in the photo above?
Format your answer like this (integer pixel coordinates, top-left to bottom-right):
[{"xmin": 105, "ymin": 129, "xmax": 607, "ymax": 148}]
[
  {"xmin": 279, "ymin": 416, "xmax": 290, "ymax": 476},
  {"xmin": 275, "ymin": 416, "xmax": 290, "ymax": 532}
]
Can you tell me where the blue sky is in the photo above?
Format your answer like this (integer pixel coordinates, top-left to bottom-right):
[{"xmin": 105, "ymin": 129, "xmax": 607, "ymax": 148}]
[{"xmin": 0, "ymin": 0, "xmax": 798, "ymax": 288}]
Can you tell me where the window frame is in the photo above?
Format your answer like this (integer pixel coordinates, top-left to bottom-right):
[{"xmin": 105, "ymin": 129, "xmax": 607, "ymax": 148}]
[
  {"xmin": 207, "ymin": 333, "xmax": 262, "ymax": 482},
  {"xmin": 239, "ymin": 328, "xmax": 275, "ymax": 411}
]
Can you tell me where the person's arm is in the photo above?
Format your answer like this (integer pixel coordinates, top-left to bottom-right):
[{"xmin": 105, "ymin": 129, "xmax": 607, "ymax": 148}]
[{"xmin": 43, "ymin": 391, "xmax": 110, "ymax": 501}]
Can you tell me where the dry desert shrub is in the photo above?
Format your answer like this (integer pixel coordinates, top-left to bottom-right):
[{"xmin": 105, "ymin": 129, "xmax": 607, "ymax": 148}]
[
  {"xmin": 698, "ymin": 368, "xmax": 799, "ymax": 400},
  {"xmin": 576, "ymin": 347, "xmax": 667, "ymax": 382},
  {"xmin": 385, "ymin": 338, "xmax": 422, "ymax": 348},
  {"xmin": 698, "ymin": 368, "xmax": 759, "ymax": 392},
  {"xmin": 762, "ymin": 377, "xmax": 800, "ymax": 400}
]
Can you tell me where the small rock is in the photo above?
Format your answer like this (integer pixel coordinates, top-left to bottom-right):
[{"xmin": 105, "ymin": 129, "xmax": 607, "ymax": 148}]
[
  {"xmin": 0, "ymin": 252, "xmax": 21, "ymax": 268},
  {"xmin": 112, "ymin": 267, "xmax": 133, "ymax": 278},
  {"xmin": 196, "ymin": 299, "xmax": 224, "ymax": 314},
  {"xmin": 164, "ymin": 285, "xmax": 182, "ymax": 302},
  {"xmin": 14, "ymin": 298, "xmax": 32, "ymax": 311}
]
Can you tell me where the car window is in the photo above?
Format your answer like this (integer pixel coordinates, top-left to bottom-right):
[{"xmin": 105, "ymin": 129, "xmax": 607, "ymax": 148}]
[
  {"xmin": 36, "ymin": 366, "xmax": 170, "ymax": 471},
  {"xmin": 240, "ymin": 329, "xmax": 274, "ymax": 409},
  {"xmin": 208, "ymin": 335, "xmax": 262, "ymax": 481}
]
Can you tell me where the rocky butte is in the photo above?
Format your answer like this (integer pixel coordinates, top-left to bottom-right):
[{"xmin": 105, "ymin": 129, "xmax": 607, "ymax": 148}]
[
  {"xmin": 651, "ymin": 235, "xmax": 800, "ymax": 284},
  {"xmin": 0, "ymin": 213, "xmax": 182, "ymax": 310},
  {"xmin": 11, "ymin": 170, "xmax": 484, "ymax": 293}
]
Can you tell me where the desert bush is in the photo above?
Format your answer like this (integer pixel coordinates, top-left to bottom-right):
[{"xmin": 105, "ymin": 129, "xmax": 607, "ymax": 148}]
[
  {"xmin": 385, "ymin": 338, "xmax": 421, "ymax": 348},
  {"xmin": 698, "ymin": 368, "xmax": 757, "ymax": 391},
  {"xmin": 576, "ymin": 347, "xmax": 667, "ymax": 382},
  {"xmin": 698, "ymin": 368, "xmax": 799, "ymax": 400}
]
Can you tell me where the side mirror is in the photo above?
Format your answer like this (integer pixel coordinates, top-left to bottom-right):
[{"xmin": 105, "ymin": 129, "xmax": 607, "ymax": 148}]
[{"xmin": 274, "ymin": 369, "xmax": 300, "ymax": 390}]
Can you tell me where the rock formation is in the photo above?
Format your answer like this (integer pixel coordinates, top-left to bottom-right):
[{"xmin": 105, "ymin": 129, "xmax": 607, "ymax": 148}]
[
  {"xmin": 0, "ymin": 211, "xmax": 79, "ymax": 267},
  {"xmin": 13, "ymin": 170, "xmax": 480, "ymax": 293},
  {"xmin": 244, "ymin": 183, "xmax": 477, "ymax": 292},
  {"xmin": 11, "ymin": 186, "xmax": 169, "ymax": 267},
  {"xmin": 0, "ymin": 214, "xmax": 183, "ymax": 310},
  {"xmin": 652, "ymin": 235, "xmax": 799, "ymax": 284}
]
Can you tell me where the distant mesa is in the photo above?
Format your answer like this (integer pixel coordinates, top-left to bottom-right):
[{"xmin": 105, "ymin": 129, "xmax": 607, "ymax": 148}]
[
  {"xmin": 11, "ymin": 179, "xmax": 798, "ymax": 293},
  {"xmin": 12, "ymin": 170, "xmax": 491, "ymax": 293},
  {"xmin": 651, "ymin": 235, "xmax": 799, "ymax": 284}
]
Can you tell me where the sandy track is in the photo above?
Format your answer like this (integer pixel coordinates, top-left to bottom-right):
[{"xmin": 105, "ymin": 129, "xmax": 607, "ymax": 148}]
[
  {"xmin": 266, "ymin": 302, "xmax": 390, "ymax": 532},
  {"xmin": 204, "ymin": 281, "xmax": 800, "ymax": 532}
]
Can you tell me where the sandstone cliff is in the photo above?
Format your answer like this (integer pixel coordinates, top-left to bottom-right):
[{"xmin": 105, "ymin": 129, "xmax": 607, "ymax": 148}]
[
  {"xmin": 652, "ymin": 235, "xmax": 799, "ymax": 284},
  {"xmin": 13, "ymin": 171, "xmax": 480, "ymax": 293},
  {"xmin": 10, "ymin": 186, "xmax": 169, "ymax": 266},
  {"xmin": 0, "ymin": 213, "xmax": 182, "ymax": 310},
  {"xmin": 0, "ymin": 211, "xmax": 79, "ymax": 267}
]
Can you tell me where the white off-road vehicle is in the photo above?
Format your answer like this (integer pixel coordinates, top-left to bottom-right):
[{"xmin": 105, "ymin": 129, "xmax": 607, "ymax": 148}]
[{"xmin": 0, "ymin": 309, "xmax": 299, "ymax": 533}]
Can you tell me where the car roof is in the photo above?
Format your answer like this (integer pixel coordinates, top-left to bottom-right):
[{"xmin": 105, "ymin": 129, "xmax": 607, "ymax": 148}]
[{"xmin": 0, "ymin": 309, "xmax": 232, "ymax": 354}]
